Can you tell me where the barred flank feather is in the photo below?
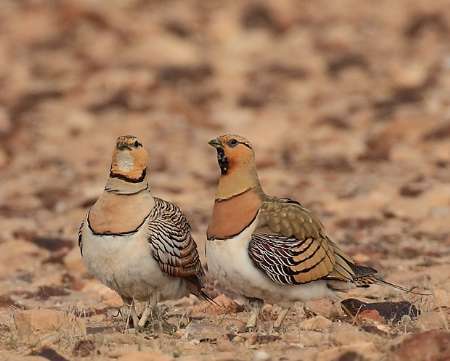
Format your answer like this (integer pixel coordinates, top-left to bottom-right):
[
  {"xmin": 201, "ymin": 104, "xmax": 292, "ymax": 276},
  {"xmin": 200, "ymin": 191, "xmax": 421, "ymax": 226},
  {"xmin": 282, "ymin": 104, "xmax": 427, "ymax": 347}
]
[{"xmin": 148, "ymin": 197, "xmax": 204, "ymax": 279}]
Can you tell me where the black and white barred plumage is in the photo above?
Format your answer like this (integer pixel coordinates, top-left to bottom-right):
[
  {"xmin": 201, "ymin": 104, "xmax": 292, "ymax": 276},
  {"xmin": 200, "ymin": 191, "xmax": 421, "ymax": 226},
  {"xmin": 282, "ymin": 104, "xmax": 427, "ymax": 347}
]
[
  {"xmin": 248, "ymin": 234, "xmax": 311, "ymax": 285},
  {"xmin": 148, "ymin": 197, "xmax": 203, "ymax": 279},
  {"xmin": 248, "ymin": 232, "xmax": 379, "ymax": 288}
]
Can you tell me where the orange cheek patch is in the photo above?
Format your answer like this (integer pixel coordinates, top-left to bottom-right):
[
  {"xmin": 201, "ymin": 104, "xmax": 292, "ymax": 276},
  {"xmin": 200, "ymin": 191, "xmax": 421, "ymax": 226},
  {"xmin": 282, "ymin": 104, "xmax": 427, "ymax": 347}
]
[
  {"xmin": 223, "ymin": 146, "xmax": 251, "ymax": 174},
  {"xmin": 128, "ymin": 149, "xmax": 148, "ymax": 178},
  {"xmin": 133, "ymin": 148, "xmax": 149, "ymax": 167},
  {"xmin": 124, "ymin": 167, "xmax": 145, "ymax": 179}
]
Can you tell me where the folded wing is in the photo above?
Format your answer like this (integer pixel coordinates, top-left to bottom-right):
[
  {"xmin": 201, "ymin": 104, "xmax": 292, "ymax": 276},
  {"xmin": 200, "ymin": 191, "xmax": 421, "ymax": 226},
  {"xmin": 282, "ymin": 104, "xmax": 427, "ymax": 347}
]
[
  {"xmin": 249, "ymin": 197, "xmax": 376, "ymax": 285},
  {"xmin": 148, "ymin": 197, "xmax": 203, "ymax": 279}
]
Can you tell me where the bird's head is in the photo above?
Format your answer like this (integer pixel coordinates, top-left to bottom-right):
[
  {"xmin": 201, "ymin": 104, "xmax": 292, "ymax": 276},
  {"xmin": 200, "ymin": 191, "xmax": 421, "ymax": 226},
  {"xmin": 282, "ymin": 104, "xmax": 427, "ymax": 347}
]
[
  {"xmin": 208, "ymin": 134, "xmax": 261, "ymax": 199},
  {"xmin": 208, "ymin": 134, "xmax": 255, "ymax": 176},
  {"xmin": 110, "ymin": 135, "xmax": 149, "ymax": 182}
]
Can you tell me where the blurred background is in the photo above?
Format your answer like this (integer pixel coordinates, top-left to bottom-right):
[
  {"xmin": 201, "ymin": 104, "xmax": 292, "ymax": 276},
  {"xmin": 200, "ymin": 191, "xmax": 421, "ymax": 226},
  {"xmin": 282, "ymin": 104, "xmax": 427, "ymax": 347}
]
[{"xmin": 0, "ymin": 0, "xmax": 449, "ymax": 358}]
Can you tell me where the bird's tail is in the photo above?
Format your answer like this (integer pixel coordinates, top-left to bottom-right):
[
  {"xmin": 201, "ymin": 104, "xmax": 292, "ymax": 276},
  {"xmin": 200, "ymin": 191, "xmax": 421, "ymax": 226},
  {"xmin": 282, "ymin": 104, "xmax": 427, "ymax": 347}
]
[
  {"xmin": 327, "ymin": 242, "xmax": 431, "ymax": 296},
  {"xmin": 372, "ymin": 276, "xmax": 432, "ymax": 296},
  {"xmin": 187, "ymin": 268, "xmax": 220, "ymax": 306},
  {"xmin": 351, "ymin": 263, "xmax": 431, "ymax": 296}
]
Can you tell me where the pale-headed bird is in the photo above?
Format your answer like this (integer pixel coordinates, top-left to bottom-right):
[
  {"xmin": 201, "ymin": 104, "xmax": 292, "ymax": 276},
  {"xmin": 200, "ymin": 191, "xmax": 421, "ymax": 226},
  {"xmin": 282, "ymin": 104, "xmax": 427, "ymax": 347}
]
[
  {"xmin": 206, "ymin": 134, "xmax": 414, "ymax": 330},
  {"xmin": 79, "ymin": 135, "xmax": 205, "ymax": 330}
]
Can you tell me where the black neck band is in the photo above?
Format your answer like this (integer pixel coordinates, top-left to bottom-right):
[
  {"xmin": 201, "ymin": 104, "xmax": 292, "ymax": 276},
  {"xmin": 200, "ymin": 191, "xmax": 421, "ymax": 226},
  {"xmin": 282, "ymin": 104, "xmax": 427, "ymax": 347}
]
[{"xmin": 109, "ymin": 168, "xmax": 147, "ymax": 183}]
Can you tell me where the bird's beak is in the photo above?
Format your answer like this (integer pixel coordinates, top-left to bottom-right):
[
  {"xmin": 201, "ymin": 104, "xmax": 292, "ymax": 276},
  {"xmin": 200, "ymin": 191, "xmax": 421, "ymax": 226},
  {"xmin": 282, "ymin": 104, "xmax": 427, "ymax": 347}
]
[
  {"xmin": 208, "ymin": 138, "xmax": 223, "ymax": 149},
  {"xmin": 116, "ymin": 142, "xmax": 131, "ymax": 151}
]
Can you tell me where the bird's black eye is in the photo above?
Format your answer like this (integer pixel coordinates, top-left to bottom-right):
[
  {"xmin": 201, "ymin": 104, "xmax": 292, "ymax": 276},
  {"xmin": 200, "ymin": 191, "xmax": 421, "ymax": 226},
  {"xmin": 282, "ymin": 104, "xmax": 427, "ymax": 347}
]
[
  {"xmin": 134, "ymin": 141, "xmax": 141, "ymax": 147},
  {"xmin": 228, "ymin": 138, "xmax": 239, "ymax": 147}
]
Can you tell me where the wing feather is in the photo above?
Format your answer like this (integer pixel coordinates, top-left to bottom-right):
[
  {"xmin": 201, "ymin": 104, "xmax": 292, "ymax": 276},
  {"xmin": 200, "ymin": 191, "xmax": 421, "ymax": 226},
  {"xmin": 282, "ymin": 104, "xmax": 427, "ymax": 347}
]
[
  {"xmin": 250, "ymin": 198, "xmax": 336, "ymax": 284},
  {"xmin": 148, "ymin": 198, "xmax": 203, "ymax": 279},
  {"xmin": 249, "ymin": 197, "xmax": 378, "ymax": 285},
  {"xmin": 251, "ymin": 198, "xmax": 379, "ymax": 287}
]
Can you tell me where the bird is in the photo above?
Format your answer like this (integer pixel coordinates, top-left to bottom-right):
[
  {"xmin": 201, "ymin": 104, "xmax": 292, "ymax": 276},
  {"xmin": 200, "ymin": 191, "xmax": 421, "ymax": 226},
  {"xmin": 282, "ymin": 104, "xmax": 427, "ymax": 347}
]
[
  {"xmin": 205, "ymin": 134, "xmax": 423, "ymax": 331},
  {"xmin": 79, "ymin": 135, "xmax": 206, "ymax": 331}
]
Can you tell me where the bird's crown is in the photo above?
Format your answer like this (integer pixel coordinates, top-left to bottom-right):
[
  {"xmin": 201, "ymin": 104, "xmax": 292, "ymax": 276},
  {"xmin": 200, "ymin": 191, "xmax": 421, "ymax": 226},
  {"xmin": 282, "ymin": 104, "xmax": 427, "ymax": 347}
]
[
  {"xmin": 209, "ymin": 134, "xmax": 253, "ymax": 150},
  {"xmin": 115, "ymin": 135, "xmax": 143, "ymax": 150}
]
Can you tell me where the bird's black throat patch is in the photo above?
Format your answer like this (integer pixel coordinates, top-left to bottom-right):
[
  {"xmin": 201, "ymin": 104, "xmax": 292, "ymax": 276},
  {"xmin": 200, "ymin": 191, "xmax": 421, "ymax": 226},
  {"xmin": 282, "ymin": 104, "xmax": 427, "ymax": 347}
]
[{"xmin": 216, "ymin": 148, "xmax": 229, "ymax": 175}]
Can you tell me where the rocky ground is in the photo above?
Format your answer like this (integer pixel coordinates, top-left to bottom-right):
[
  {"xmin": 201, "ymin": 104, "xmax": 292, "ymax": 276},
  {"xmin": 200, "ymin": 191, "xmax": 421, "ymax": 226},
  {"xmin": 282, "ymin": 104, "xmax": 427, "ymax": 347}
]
[{"xmin": 0, "ymin": 1, "xmax": 450, "ymax": 360}]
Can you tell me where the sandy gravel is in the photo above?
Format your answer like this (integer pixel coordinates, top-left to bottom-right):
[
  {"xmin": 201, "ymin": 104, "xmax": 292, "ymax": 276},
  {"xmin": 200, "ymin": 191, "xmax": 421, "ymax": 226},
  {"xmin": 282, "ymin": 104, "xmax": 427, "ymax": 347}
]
[{"xmin": 0, "ymin": 1, "xmax": 449, "ymax": 360}]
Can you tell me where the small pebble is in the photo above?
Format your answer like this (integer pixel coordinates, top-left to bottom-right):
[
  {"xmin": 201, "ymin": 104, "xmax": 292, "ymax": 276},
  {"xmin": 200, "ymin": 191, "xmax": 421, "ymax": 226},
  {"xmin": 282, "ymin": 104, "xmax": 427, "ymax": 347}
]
[
  {"xmin": 247, "ymin": 333, "xmax": 258, "ymax": 346},
  {"xmin": 253, "ymin": 350, "xmax": 271, "ymax": 361}
]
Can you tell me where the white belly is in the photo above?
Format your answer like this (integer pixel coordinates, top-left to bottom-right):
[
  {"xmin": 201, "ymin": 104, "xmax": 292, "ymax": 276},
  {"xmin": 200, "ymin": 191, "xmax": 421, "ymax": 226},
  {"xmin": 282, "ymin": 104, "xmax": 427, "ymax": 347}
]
[
  {"xmin": 206, "ymin": 221, "xmax": 333, "ymax": 304},
  {"xmin": 82, "ymin": 224, "xmax": 189, "ymax": 301}
]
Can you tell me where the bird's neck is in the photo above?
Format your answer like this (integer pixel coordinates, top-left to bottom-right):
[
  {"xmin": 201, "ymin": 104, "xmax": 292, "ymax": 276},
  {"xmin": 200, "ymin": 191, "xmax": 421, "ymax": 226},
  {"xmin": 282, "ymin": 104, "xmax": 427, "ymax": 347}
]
[
  {"xmin": 88, "ymin": 173, "xmax": 154, "ymax": 234},
  {"xmin": 105, "ymin": 169, "xmax": 150, "ymax": 195},
  {"xmin": 215, "ymin": 165, "xmax": 263, "ymax": 201},
  {"xmin": 208, "ymin": 184, "xmax": 264, "ymax": 240}
]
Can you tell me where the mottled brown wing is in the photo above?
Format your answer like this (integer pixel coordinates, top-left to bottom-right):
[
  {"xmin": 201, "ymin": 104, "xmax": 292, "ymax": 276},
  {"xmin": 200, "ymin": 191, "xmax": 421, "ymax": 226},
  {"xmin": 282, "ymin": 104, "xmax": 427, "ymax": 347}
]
[
  {"xmin": 251, "ymin": 197, "xmax": 354, "ymax": 284},
  {"xmin": 148, "ymin": 198, "xmax": 204, "ymax": 278}
]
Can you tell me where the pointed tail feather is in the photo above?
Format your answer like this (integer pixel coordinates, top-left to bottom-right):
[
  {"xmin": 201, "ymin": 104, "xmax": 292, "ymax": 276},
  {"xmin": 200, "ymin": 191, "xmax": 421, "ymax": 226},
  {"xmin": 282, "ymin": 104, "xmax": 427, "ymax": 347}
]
[
  {"xmin": 373, "ymin": 276, "xmax": 432, "ymax": 296},
  {"xmin": 349, "ymin": 262, "xmax": 431, "ymax": 296},
  {"xmin": 324, "ymin": 244, "xmax": 431, "ymax": 296},
  {"xmin": 187, "ymin": 274, "xmax": 221, "ymax": 307},
  {"xmin": 198, "ymin": 287, "xmax": 221, "ymax": 307}
]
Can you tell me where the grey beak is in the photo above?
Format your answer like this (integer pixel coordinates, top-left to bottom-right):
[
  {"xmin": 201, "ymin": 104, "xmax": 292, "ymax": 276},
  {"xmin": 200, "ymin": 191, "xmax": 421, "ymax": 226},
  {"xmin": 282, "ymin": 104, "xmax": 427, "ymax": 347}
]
[{"xmin": 208, "ymin": 138, "xmax": 223, "ymax": 149}]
